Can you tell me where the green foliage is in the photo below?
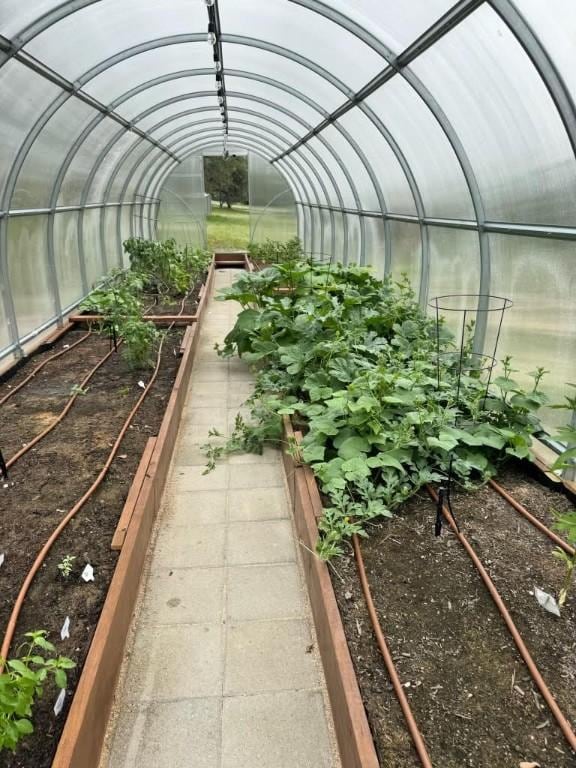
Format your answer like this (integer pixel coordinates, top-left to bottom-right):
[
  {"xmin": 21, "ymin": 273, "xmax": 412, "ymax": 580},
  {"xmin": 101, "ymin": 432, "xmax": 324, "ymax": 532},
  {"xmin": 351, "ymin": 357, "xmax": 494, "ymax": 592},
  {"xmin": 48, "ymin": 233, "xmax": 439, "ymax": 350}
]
[
  {"xmin": 248, "ymin": 237, "xmax": 303, "ymax": 265},
  {"xmin": 205, "ymin": 248, "xmax": 547, "ymax": 558},
  {"xmin": 204, "ymin": 155, "xmax": 248, "ymax": 208},
  {"xmin": 81, "ymin": 238, "xmax": 210, "ymax": 369},
  {"xmin": 0, "ymin": 631, "xmax": 75, "ymax": 753},
  {"xmin": 57, "ymin": 555, "xmax": 76, "ymax": 579},
  {"xmin": 552, "ymin": 511, "xmax": 576, "ymax": 606},
  {"xmin": 550, "ymin": 384, "xmax": 576, "ymax": 472}
]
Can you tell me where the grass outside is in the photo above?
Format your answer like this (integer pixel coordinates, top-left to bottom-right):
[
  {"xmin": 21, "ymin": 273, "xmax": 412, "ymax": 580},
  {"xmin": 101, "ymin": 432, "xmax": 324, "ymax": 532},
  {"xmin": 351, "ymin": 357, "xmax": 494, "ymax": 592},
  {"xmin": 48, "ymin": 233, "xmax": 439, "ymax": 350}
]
[{"xmin": 207, "ymin": 205, "xmax": 250, "ymax": 251}]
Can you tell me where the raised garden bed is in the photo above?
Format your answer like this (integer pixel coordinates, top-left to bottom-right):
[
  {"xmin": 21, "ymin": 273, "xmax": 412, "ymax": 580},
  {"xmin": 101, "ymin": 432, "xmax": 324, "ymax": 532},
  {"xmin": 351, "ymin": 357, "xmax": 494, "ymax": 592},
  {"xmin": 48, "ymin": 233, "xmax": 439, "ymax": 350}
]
[
  {"xmin": 283, "ymin": 412, "xmax": 576, "ymax": 767},
  {"xmin": 0, "ymin": 260, "xmax": 214, "ymax": 768}
]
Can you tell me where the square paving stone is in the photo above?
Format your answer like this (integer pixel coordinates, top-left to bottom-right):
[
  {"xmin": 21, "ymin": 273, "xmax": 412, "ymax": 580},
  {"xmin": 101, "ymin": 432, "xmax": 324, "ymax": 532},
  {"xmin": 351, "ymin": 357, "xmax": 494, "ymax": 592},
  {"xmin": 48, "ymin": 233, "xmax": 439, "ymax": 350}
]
[
  {"xmin": 227, "ymin": 564, "xmax": 303, "ymax": 622},
  {"xmin": 123, "ymin": 623, "xmax": 223, "ymax": 701},
  {"xmin": 163, "ymin": 490, "xmax": 227, "ymax": 526},
  {"xmin": 184, "ymin": 406, "xmax": 229, "ymax": 426},
  {"xmin": 107, "ymin": 698, "xmax": 221, "ymax": 768},
  {"xmin": 187, "ymin": 380, "xmax": 228, "ymax": 397},
  {"xmin": 140, "ymin": 567, "xmax": 225, "ymax": 625},
  {"xmin": 190, "ymin": 364, "xmax": 229, "ymax": 382},
  {"xmin": 171, "ymin": 465, "xmax": 229, "ymax": 492},
  {"xmin": 228, "ymin": 488, "xmax": 287, "ymax": 522},
  {"xmin": 224, "ymin": 619, "xmax": 318, "ymax": 694},
  {"xmin": 226, "ymin": 520, "xmax": 295, "ymax": 565},
  {"xmin": 222, "ymin": 691, "xmax": 333, "ymax": 768},
  {"xmin": 228, "ymin": 464, "xmax": 284, "ymax": 489},
  {"xmin": 227, "ymin": 447, "xmax": 280, "ymax": 465},
  {"xmin": 152, "ymin": 524, "xmax": 226, "ymax": 569}
]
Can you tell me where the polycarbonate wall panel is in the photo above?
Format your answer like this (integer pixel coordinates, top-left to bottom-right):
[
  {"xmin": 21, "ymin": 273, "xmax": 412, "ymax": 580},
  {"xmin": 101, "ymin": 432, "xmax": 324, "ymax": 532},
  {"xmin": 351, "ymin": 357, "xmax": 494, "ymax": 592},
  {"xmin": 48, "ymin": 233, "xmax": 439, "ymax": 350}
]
[
  {"xmin": 219, "ymin": 0, "xmax": 385, "ymax": 91},
  {"xmin": 389, "ymin": 222, "xmax": 421, "ymax": 293},
  {"xmin": 248, "ymin": 153, "xmax": 297, "ymax": 245},
  {"xmin": 13, "ymin": 99, "xmax": 98, "ymax": 210},
  {"xmin": 0, "ymin": 62, "xmax": 61, "ymax": 203},
  {"xmin": 7, "ymin": 216, "xmax": 54, "ymax": 337},
  {"xmin": 320, "ymin": 209, "xmax": 333, "ymax": 261},
  {"xmin": 489, "ymin": 235, "xmax": 576, "ymax": 432},
  {"xmin": 338, "ymin": 109, "xmax": 417, "ymax": 215},
  {"xmin": 364, "ymin": 217, "xmax": 386, "ymax": 279},
  {"xmin": 0, "ymin": 289, "xmax": 10, "ymax": 352},
  {"xmin": 102, "ymin": 208, "xmax": 121, "ymax": 269},
  {"xmin": 82, "ymin": 209, "xmax": 105, "ymax": 289},
  {"xmin": 157, "ymin": 157, "xmax": 208, "ymax": 248},
  {"xmin": 322, "ymin": 125, "xmax": 379, "ymax": 210},
  {"xmin": 428, "ymin": 228, "xmax": 481, "ymax": 301},
  {"xmin": 366, "ymin": 79, "xmax": 474, "ymax": 220},
  {"xmin": 412, "ymin": 5, "xmax": 576, "ymax": 225},
  {"xmin": 310, "ymin": 209, "xmax": 322, "ymax": 258},
  {"xmin": 53, "ymin": 212, "xmax": 83, "ymax": 309},
  {"xmin": 332, "ymin": 211, "xmax": 346, "ymax": 264},
  {"xmin": 346, "ymin": 214, "xmax": 362, "ymax": 265},
  {"xmin": 85, "ymin": 132, "xmax": 142, "ymax": 203}
]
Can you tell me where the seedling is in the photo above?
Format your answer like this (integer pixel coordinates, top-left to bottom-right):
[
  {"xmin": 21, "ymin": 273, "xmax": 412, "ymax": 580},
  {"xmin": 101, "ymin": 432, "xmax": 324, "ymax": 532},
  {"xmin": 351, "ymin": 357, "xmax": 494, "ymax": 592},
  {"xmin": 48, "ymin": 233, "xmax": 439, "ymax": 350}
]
[
  {"xmin": 69, "ymin": 385, "xmax": 87, "ymax": 396},
  {"xmin": 57, "ymin": 555, "xmax": 76, "ymax": 579},
  {"xmin": 0, "ymin": 630, "xmax": 75, "ymax": 753},
  {"xmin": 551, "ymin": 510, "xmax": 576, "ymax": 606}
]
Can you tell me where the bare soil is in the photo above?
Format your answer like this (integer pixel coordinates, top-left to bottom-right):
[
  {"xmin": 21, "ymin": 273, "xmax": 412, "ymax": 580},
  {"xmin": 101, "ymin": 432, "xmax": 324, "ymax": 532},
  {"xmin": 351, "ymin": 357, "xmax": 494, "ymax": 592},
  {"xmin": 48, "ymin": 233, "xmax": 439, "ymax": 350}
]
[
  {"xmin": 332, "ymin": 463, "xmax": 576, "ymax": 768},
  {"xmin": 0, "ymin": 321, "xmax": 187, "ymax": 767}
]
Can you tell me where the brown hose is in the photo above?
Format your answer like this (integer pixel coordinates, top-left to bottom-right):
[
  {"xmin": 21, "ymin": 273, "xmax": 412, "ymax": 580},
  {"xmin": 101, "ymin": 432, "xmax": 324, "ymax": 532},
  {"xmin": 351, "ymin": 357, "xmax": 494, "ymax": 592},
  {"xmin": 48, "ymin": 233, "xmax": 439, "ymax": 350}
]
[
  {"xmin": 489, "ymin": 478, "xmax": 574, "ymax": 556},
  {"xmin": 352, "ymin": 534, "xmax": 434, "ymax": 768},
  {"xmin": 426, "ymin": 485, "xmax": 576, "ymax": 754},
  {"xmin": 0, "ymin": 335, "xmax": 166, "ymax": 663},
  {"xmin": 0, "ymin": 331, "xmax": 92, "ymax": 407},
  {"xmin": 6, "ymin": 344, "xmax": 119, "ymax": 470}
]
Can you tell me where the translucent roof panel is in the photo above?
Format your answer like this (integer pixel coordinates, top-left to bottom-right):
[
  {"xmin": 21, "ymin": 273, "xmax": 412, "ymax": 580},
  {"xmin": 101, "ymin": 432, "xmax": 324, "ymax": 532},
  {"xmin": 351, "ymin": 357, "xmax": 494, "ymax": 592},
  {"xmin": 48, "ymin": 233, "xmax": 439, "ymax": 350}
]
[
  {"xmin": 224, "ymin": 77, "xmax": 325, "ymax": 127},
  {"xmin": 136, "ymin": 103, "xmax": 219, "ymax": 132},
  {"xmin": 323, "ymin": 0, "xmax": 457, "ymax": 53},
  {"xmin": 82, "ymin": 43, "xmax": 213, "ymax": 104},
  {"xmin": 412, "ymin": 4, "xmax": 576, "ymax": 225},
  {"xmin": 365, "ymin": 78, "xmax": 475, "ymax": 220},
  {"xmin": 223, "ymin": 44, "xmax": 345, "ymax": 111},
  {"xmin": 115, "ymin": 81, "xmax": 218, "ymax": 122},
  {"xmin": 219, "ymin": 0, "xmax": 385, "ymax": 91},
  {"xmin": 0, "ymin": 0, "xmax": 63, "ymax": 38},
  {"xmin": 25, "ymin": 0, "xmax": 205, "ymax": 82},
  {"xmin": 321, "ymin": 124, "xmax": 380, "ymax": 210},
  {"xmin": 224, "ymin": 96, "xmax": 310, "ymax": 139}
]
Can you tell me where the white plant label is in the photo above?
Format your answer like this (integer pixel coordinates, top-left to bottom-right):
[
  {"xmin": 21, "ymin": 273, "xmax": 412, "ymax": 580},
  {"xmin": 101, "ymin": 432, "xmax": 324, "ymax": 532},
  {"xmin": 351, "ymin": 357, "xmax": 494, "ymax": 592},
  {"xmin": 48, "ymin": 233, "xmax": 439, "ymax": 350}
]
[
  {"xmin": 137, "ymin": 380, "xmax": 146, "ymax": 389},
  {"xmin": 54, "ymin": 688, "xmax": 66, "ymax": 717},
  {"xmin": 0, "ymin": 553, "xmax": 4, "ymax": 568},
  {"xmin": 61, "ymin": 616, "xmax": 71, "ymax": 640},
  {"xmin": 534, "ymin": 586, "xmax": 561, "ymax": 617},
  {"xmin": 81, "ymin": 563, "xmax": 94, "ymax": 582}
]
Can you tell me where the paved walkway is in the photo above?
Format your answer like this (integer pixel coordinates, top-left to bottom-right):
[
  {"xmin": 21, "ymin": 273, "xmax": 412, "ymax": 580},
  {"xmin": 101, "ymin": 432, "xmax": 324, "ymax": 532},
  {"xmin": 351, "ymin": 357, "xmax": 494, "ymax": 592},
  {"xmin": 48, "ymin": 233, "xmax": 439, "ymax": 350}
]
[{"xmin": 101, "ymin": 269, "xmax": 340, "ymax": 768}]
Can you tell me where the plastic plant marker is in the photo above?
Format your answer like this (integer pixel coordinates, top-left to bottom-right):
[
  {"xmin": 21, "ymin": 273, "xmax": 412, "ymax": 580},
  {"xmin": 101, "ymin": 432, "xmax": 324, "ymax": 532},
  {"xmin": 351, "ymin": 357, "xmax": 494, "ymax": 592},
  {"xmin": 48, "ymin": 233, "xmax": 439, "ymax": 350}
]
[
  {"xmin": 81, "ymin": 563, "xmax": 94, "ymax": 582},
  {"xmin": 138, "ymin": 380, "xmax": 146, "ymax": 389},
  {"xmin": 54, "ymin": 688, "xmax": 66, "ymax": 717},
  {"xmin": 0, "ymin": 553, "xmax": 4, "ymax": 568},
  {"xmin": 61, "ymin": 616, "xmax": 71, "ymax": 640},
  {"xmin": 534, "ymin": 586, "xmax": 561, "ymax": 617}
]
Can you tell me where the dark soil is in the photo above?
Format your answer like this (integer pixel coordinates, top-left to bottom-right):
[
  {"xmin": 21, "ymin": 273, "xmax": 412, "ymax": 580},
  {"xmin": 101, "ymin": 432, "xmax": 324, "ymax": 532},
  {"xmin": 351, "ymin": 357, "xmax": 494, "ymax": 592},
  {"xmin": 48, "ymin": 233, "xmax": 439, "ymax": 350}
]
[
  {"xmin": 0, "ymin": 320, "xmax": 187, "ymax": 767},
  {"xmin": 332, "ymin": 464, "xmax": 576, "ymax": 768}
]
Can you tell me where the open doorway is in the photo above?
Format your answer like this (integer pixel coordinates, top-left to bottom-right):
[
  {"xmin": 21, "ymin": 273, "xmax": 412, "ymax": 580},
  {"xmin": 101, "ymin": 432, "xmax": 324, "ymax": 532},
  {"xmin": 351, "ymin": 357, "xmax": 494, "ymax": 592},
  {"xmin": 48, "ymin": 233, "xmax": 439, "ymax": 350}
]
[{"xmin": 204, "ymin": 154, "xmax": 249, "ymax": 251}]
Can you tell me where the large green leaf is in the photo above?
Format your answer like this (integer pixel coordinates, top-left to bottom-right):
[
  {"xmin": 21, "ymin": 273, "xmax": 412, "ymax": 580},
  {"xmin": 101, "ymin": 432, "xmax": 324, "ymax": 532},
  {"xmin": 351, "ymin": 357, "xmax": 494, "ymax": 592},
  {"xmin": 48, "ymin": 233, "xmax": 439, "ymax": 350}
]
[{"xmin": 337, "ymin": 435, "xmax": 371, "ymax": 460}]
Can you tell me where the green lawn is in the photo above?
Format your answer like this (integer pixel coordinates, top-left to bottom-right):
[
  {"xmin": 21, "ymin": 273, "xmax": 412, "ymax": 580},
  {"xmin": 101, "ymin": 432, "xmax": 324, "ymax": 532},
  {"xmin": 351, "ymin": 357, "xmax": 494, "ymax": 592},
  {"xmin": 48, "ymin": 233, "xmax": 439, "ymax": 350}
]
[{"xmin": 207, "ymin": 205, "xmax": 250, "ymax": 251}]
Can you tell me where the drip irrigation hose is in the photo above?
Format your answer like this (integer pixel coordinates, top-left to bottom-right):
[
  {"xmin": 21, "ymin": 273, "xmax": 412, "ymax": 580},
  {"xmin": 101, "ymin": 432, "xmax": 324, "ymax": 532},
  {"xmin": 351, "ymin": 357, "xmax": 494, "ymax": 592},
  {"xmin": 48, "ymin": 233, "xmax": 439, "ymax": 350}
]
[
  {"xmin": 488, "ymin": 479, "xmax": 574, "ymax": 556},
  {"xmin": 0, "ymin": 287, "xmax": 193, "ymax": 663},
  {"xmin": 352, "ymin": 534, "xmax": 434, "ymax": 768},
  {"xmin": 426, "ymin": 485, "xmax": 576, "ymax": 754},
  {"xmin": 0, "ymin": 331, "xmax": 92, "ymax": 407}
]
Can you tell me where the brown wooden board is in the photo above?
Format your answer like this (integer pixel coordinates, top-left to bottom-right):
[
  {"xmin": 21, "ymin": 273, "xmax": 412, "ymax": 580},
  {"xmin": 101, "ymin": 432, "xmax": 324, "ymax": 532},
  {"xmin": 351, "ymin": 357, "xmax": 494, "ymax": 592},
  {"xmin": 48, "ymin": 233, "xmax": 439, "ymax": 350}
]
[
  {"xmin": 282, "ymin": 417, "xmax": 380, "ymax": 768},
  {"xmin": 110, "ymin": 437, "xmax": 157, "ymax": 551},
  {"xmin": 51, "ymin": 270, "xmax": 212, "ymax": 768}
]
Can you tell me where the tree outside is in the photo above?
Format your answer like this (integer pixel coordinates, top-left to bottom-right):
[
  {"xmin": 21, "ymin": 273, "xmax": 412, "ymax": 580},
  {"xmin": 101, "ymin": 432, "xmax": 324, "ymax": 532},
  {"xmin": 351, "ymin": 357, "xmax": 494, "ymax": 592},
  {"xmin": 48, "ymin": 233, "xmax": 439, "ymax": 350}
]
[{"xmin": 204, "ymin": 155, "xmax": 248, "ymax": 209}]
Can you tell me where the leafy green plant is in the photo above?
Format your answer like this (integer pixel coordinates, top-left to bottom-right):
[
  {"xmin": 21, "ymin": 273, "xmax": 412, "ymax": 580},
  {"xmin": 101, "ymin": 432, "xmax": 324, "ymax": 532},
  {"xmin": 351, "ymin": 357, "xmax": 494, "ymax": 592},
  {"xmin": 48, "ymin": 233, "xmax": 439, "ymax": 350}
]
[
  {"xmin": 123, "ymin": 238, "xmax": 210, "ymax": 297},
  {"xmin": 552, "ymin": 511, "xmax": 576, "ymax": 606},
  {"xmin": 0, "ymin": 631, "xmax": 75, "ymax": 753},
  {"xmin": 550, "ymin": 384, "xmax": 576, "ymax": 473},
  {"xmin": 57, "ymin": 555, "xmax": 76, "ymax": 579},
  {"xmin": 248, "ymin": 237, "xmax": 302, "ymax": 266},
  {"xmin": 120, "ymin": 318, "xmax": 160, "ymax": 369},
  {"xmin": 205, "ymin": 248, "xmax": 548, "ymax": 558}
]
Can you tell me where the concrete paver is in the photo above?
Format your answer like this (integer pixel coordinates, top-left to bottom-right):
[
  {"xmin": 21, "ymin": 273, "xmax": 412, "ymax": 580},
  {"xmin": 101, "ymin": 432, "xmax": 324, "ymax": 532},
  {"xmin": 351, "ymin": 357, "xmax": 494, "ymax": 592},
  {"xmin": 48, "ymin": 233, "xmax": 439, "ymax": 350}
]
[{"xmin": 102, "ymin": 268, "xmax": 340, "ymax": 768}]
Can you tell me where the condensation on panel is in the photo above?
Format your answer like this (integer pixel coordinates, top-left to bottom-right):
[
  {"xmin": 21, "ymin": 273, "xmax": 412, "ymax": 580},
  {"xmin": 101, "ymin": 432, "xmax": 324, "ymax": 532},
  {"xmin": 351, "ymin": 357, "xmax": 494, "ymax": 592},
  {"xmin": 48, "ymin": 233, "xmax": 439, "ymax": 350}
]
[
  {"xmin": 364, "ymin": 217, "xmax": 386, "ymax": 279},
  {"xmin": 0, "ymin": 61, "xmax": 61, "ymax": 204},
  {"xmin": 7, "ymin": 216, "xmax": 55, "ymax": 337},
  {"xmin": 12, "ymin": 99, "xmax": 98, "ymax": 210},
  {"xmin": 412, "ymin": 5, "xmax": 576, "ymax": 226},
  {"xmin": 53, "ymin": 212, "xmax": 83, "ymax": 309},
  {"xmin": 82, "ymin": 208, "xmax": 105, "ymax": 288},
  {"xmin": 248, "ymin": 153, "xmax": 297, "ymax": 245},
  {"xmin": 389, "ymin": 221, "xmax": 421, "ymax": 293},
  {"xmin": 157, "ymin": 157, "xmax": 208, "ymax": 248},
  {"xmin": 488, "ymin": 234, "xmax": 576, "ymax": 432}
]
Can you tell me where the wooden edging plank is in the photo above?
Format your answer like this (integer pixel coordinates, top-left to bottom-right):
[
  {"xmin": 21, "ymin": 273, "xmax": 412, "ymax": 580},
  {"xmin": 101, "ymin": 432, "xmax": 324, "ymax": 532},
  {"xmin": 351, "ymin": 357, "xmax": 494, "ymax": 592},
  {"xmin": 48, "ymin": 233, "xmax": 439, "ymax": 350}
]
[
  {"xmin": 110, "ymin": 437, "xmax": 157, "ymax": 551},
  {"xmin": 52, "ymin": 265, "xmax": 214, "ymax": 768},
  {"xmin": 282, "ymin": 417, "xmax": 379, "ymax": 768}
]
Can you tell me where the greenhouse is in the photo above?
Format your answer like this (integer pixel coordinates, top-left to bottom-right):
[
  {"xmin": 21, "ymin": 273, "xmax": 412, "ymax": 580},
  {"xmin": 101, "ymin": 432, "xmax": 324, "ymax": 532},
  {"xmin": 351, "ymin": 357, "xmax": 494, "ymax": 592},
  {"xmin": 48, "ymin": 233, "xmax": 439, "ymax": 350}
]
[{"xmin": 0, "ymin": 1, "xmax": 575, "ymax": 766}]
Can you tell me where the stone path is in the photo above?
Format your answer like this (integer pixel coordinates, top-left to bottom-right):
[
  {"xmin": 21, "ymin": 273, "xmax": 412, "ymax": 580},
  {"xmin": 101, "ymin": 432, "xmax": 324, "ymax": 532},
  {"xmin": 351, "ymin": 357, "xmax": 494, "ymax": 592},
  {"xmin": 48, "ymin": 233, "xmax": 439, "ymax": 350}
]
[{"xmin": 101, "ymin": 269, "xmax": 341, "ymax": 768}]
